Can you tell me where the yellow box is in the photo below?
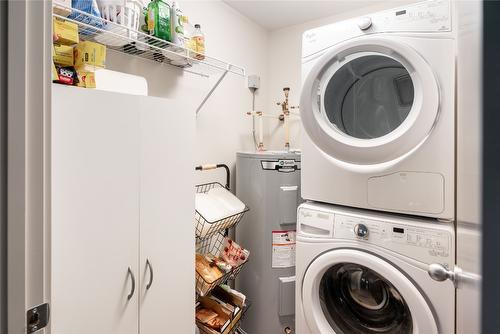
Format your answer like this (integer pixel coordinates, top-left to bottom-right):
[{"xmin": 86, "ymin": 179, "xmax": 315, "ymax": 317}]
[
  {"xmin": 53, "ymin": 0, "xmax": 72, "ymax": 17},
  {"xmin": 74, "ymin": 41, "xmax": 106, "ymax": 68},
  {"xmin": 53, "ymin": 44, "xmax": 74, "ymax": 66},
  {"xmin": 53, "ymin": 18, "xmax": 79, "ymax": 45},
  {"xmin": 52, "ymin": 62, "xmax": 59, "ymax": 81},
  {"xmin": 75, "ymin": 69, "xmax": 96, "ymax": 89}
]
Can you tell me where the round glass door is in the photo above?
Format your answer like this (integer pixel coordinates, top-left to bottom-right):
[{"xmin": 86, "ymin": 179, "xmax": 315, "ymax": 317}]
[
  {"xmin": 319, "ymin": 263, "xmax": 412, "ymax": 334},
  {"xmin": 322, "ymin": 55, "xmax": 414, "ymax": 140},
  {"xmin": 301, "ymin": 249, "xmax": 438, "ymax": 334},
  {"xmin": 300, "ymin": 37, "xmax": 439, "ymax": 166}
]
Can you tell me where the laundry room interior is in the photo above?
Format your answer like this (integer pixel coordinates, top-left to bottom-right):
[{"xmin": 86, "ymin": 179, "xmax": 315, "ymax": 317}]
[{"xmin": 4, "ymin": 0, "xmax": 500, "ymax": 333}]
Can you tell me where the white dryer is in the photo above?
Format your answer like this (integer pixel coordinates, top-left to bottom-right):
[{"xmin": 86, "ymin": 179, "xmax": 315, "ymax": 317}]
[
  {"xmin": 295, "ymin": 202, "xmax": 455, "ymax": 334},
  {"xmin": 300, "ymin": 0, "xmax": 455, "ymax": 219}
]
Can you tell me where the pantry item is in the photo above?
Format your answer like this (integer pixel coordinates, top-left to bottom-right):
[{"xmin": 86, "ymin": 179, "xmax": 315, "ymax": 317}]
[
  {"xmin": 213, "ymin": 285, "xmax": 246, "ymax": 308},
  {"xmin": 53, "ymin": 18, "xmax": 79, "ymax": 45},
  {"xmin": 53, "ymin": 44, "xmax": 74, "ymax": 66},
  {"xmin": 204, "ymin": 255, "xmax": 232, "ymax": 273},
  {"xmin": 53, "ymin": 0, "xmax": 72, "ymax": 17},
  {"xmin": 196, "ymin": 295, "xmax": 242, "ymax": 334},
  {"xmin": 191, "ymin": 23, "xmax": 205, "ymax": 60},
  {"xmin": 74, "ymin": 41, "xmax": 106, "ymax": 68},
  {"xmin": 75, "ymin": 70, "xmax": 96, "ymax": 88},
  {"xmin": 52, "ymin": 62, "xmax": 59, "ymax": 81},
  {"xmin": 95, "ymin": 0, "xmax": 144, "ymax": 47},
  {"xmin": 185, "ymin": 19, "xmax": 197, "ymax": 56},
  {"xmin": 220, "ymin": 238, "xmax": 249, "ymax": 267},
  {"xmin": 54, "ymin": 66, "xmax": 78, "ymax": 85},
  {"xmin": 68, "ymin": 0, "xmax": 104, "ymax": 30},
  {"xmin": 196, "ymin": 308, "xmax": 218, "ymax": 324},
  {"xmin": 196, "ymin": 253, "xmax": 223, "ymax": 284},
  {"xmin": 147, "ymin": 0, "xmax": 172, "ymax": 42},
  {"xmin": 170, "ymin": 1, "xmax": 184, "ymax": 49}
]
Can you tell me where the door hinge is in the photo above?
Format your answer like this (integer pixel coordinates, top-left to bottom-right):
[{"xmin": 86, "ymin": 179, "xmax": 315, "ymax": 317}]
[{"xmin": 27, "ymin": 303, "xmax": 50, "ymax": 333}]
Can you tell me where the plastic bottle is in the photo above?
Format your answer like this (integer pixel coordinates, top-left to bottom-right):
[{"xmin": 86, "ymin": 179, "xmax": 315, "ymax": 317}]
[
  {"xmin": 191, "ymin": 24, "xmax": 205, "ymax": 60},
  {"xmin": 171, "ymin": 1, "xmax": 185, "ymax": 49},
  {"xmin": 147, "ymin": 0, "xmax": 172, "ymax": 42}
]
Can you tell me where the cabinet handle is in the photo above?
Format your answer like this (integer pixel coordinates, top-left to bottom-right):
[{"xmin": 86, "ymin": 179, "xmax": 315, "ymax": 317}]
[
  {"xmin": 146, "ymin": 259, "xmax": 154, "ymax": 290},
  {"xmin": 127, "ymin": 267, "xmax": 135, "ymax": 300}
]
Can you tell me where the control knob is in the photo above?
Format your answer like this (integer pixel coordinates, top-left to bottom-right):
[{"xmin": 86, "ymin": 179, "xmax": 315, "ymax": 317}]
[
  {"xmin": 357, "ymin": 17, "xmax": 372, "ymax": 30},
  {"xmin": 354, "ymin": 224, "xmax": 369, "ymax": 238}
]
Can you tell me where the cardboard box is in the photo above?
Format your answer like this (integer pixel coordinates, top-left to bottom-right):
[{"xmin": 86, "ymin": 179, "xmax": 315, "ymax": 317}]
[
  {"xmin": 53, "ymin": 44, "xmax": 74, "ymax": 66},
  {"xmin": 53, "ymin": 18, "xmax": 79, "ymax": 45},
  {"xmin": 53, "ymin": 0, "xmax": 72, "ymax": 17},
  {"xmin": 196, "ymin": 296, "xmax": 243, "ymax": 334},
  {"xmin": 52, "ymin": 62, "xmax": 59, "ymax": 81},
  {"xmin": 75, "ymin": 69, "xmax": 96, "ymax": 89},
  {"xmin": 74, "ymin": 41, "xmax": 106, "ymax": 68}
]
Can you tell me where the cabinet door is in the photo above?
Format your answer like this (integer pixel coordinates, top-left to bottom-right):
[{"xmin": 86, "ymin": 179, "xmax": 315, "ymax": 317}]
[
  {"xmin": 139, "ymin": 97, "xmax": 195, "ymax": 334},
  {"xmin": 51, "ymin": 85, "xmax": 140, "ymax": 334}
]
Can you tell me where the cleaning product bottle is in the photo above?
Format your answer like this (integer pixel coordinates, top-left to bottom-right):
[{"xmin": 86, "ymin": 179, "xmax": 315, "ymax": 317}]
[
  {"xmin": 171, "ymin": 1, "xmax": 185, "ymax": 49},
  {"xmin": 191, "ymin": 24, "xmax": 205, "ymax": 60},
  {"xmin": 147, "ymin": 0, "xmax": 172, "ymax": 42},
  {"xmin": 185, "ymin": 18, "xmax": 197, "ymax": 57}
]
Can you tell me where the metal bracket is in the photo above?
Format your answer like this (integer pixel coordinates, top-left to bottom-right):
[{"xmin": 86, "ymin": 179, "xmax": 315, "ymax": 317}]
[
  {"xmin": 196, "ymin": 68, "xmax": 229, "ymax": 115},
  {"xmin": 27, "ymin": 303, "xmax": 50, "ymax": 333}
]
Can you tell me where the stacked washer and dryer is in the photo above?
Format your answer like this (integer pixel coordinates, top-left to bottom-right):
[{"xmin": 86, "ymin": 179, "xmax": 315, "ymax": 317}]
[{"xmin": 297, "ymin": 1, "xmax": 457, "ymax": 334}]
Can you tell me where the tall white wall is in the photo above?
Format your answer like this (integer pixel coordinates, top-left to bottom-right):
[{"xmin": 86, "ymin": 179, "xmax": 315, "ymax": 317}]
[
  {"xmin": 106, "ymin": 0, "xmax": 268, "ymax": 186},
  {"xmin": 265, "ymin": 0, "xmax": 416, "ymax": 150}
]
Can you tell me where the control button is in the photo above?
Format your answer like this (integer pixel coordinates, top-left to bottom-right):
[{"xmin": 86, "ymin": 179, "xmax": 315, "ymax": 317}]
[
  {"xmin": 357, "ymin": 17, "xmax": 372, "ymax": 30},
  {"xmin": 354, "ymin": 224, "xmax": 369, "ymax": 238}
]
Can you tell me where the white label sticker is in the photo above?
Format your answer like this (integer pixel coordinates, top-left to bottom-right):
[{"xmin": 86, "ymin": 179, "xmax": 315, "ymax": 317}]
[{"xmin": 272, "ymin": 230, "xmax": 296, "ymax": 268}]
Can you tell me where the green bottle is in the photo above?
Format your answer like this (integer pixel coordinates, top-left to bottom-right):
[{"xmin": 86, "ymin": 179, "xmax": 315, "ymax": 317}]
[{"xmin": 147, "ymin": 0, "xmax": 172, "ymax": 42}]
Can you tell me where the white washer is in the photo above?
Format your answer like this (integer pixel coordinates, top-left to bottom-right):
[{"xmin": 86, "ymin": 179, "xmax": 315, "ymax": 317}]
[
  {"xmin": 296, "ymin": 202, "xmax": 455, "ymax": 334},
  {"xmin": 300, "ymin": 0, "xmax": 455, "ymax": 219}
]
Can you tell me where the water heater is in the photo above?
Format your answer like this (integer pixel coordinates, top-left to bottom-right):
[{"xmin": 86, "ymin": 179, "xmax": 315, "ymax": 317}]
[{"xmin": 235, "ymin": 151, "xmax": 301, "ymax": 334}]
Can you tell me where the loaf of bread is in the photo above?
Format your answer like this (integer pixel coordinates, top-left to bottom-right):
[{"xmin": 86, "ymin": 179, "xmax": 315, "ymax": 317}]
[
  {"xmin": 196, "ymin": 308, "xmax": 218, "ymax": 323},
  {"xmin": 196, "ymin": 253, "xmax": 223, "ymax": 283}
]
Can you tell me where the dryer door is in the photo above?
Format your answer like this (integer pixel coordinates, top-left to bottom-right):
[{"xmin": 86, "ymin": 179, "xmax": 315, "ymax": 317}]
[
  {"xmin": 301, "ymin": 249, "xmax": 438, "ymax": 334},
  {"xmin": 300, "ymin": 36, "xmax": 439, "ymax": 168}
]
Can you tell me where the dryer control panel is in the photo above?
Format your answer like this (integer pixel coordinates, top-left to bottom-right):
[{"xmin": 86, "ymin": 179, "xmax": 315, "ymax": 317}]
[{"xmin": 334, "ymin": 214, "xmax": 453, "ymax": 269}]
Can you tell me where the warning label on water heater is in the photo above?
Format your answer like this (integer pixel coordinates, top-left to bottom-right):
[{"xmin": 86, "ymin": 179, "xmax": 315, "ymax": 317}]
[{"xmin": 272, "ymin": 230, "xmax": 296, "ymax": 268}]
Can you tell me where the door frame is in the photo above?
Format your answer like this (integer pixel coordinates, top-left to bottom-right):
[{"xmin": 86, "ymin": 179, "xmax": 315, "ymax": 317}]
[{"xmin": 7, "ymin": 0, "xmax": 52, "ymax": 333}]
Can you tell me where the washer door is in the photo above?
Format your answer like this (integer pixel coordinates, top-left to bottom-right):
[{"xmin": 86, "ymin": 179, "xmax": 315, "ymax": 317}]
[
  {"xmin": 302, "ymin": 249, "xmax": 438, "ymax": 334},
  {"xmin": 300, "ymin": 37, "xmax": 439, "ymax": 168}
]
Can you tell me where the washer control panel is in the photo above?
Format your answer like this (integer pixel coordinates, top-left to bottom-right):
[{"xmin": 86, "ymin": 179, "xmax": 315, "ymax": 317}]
[{"xmin": 334, "ymin": 213, "xmax": 453, "ymax": 268}]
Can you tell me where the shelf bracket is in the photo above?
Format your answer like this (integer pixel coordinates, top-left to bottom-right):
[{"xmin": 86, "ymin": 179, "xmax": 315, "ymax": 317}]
[{"xmin": 196, "ymin": 68, "xmax": 230, "ymax": 115}]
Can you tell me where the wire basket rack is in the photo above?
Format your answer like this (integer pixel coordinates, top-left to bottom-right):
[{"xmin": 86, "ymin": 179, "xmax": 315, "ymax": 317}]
[
  {"xmin": 52, "ymin": 5, "xmax": 245, "ymax": 78},
  {"xmin": 195, "ymin": 232, "xmax": 247, "ymax": 297},
  {"xmin": 195, "ymin": 182, "xmax": 249, "ymax": 241}
]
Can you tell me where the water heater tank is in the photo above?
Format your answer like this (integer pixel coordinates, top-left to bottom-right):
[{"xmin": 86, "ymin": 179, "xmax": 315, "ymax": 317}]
[{"xmin": 236, "ymin": 151, "xmax": 301, "ymax": 334}]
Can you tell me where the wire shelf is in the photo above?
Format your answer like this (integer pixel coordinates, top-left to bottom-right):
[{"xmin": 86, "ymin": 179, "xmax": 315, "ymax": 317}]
[
  {"xmin": 195, "ymin": 182, "xmax": 249, "ymax": 241},
  {"xmin": 195, "ymin": 233, "xmax": 247, "ymax": 297},
  {"xmin": 52, "ymin": 5, "xmax": 246, "ymax": 78}
]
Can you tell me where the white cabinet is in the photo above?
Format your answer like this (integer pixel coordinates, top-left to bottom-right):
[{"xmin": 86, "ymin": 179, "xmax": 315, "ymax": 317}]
[
  {"xmin": 139, "ymin": 100, "xmax": 194, "ymax": 334},
  {"xmin": 51, "ymin": 85, "xmax": 194, "ymax": 334}
]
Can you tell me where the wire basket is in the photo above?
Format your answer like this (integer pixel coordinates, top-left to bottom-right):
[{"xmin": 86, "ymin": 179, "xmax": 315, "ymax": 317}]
[
  {"xmin": 196, "ymin": 233, "xmax": 247, "ymax": 297},
  {"xmin": 195, "ymin": 182, "xmax": 249, "ymax": 241}
]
